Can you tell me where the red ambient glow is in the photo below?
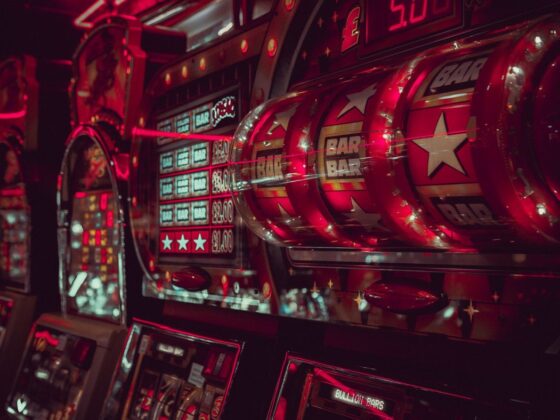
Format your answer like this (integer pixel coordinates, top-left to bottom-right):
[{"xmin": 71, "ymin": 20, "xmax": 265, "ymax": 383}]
[{"xmin": 267, "ymin": 38, "xmax": 278, "ymax": 57}]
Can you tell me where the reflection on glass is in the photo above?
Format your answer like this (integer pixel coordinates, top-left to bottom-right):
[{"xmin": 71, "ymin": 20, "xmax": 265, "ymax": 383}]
[
  {"xmin": 0, "ymin": 141, "xmax": 29, "ymax": 289},
  {"xmin": 67, "ymin": 190, "xmax": 121, "ymax": 321},
  {"xmin": 172, "ymin": 0, "xmax": 233, "ymax": 51},
  {"xmin": 62, "ymin": 139, "xmax": 123, "ymax": 322}
]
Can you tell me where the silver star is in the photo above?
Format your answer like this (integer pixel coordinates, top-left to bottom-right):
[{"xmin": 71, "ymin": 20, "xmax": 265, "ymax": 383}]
[
  {"xmin": 337, "ymin": 84, "xmax": 377, "ymax": 118},
  {"xmin": 162, "ymin": 234, "xmax": 173, "ymax": 250},
  {"xmin": 345, "ymin": 197, "xmax": 387, "ymax": 231},
  {"xmin": 268, "ymin": 105, "xmax": 298, "ymax": 134},
  {"xmin": 412, "ymin": 113, "xmax": 467, "ymax": 177},
  {"xmin": 177, "ymin": 234, "xmax": 189, "ymax": 250},
  {"xmin": 193, "ymin": 233, "xmax": 206, "ymax": 251}
]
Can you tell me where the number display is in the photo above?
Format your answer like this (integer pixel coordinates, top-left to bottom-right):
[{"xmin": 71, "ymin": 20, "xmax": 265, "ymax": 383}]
[
  {"xmin": 367, "ymin": 0, "xmax": 459, "ymax": 50},
  {"xmin": 211, "ymin": 229, "xmax": 234, "ymax": 254},
  {"xmin": 389, "ymin": 0, "xmax": 451, "ymax": 32}
]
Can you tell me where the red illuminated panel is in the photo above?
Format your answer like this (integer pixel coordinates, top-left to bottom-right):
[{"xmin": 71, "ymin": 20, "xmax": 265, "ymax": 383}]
[{"xmin": 365, "ymin": 0, "xmax": 462, "ymax": 53}]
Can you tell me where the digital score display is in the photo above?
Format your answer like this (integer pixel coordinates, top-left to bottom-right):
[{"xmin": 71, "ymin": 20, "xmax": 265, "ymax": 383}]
[
  {"xmin": 155, "ymin": 94, "xmax": 237, "ymax": 261},
  {"xmin": 366, "ymin": 0, "xmax": 462, "ymax": 52}
]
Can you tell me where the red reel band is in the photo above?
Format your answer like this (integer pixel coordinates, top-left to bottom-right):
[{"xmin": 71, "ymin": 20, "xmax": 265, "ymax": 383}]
[
  {"xmin": 232, "ymin": 93, "xmax": 322, "ymax": 246},
  {"xmin": 290, "ymin": 77, "xmax": 397, "ymax": 248},
  {"xmin": 390, "ymin": 46, "xmax": 499, "ymax": 248},
  {"xmin": 363, "ymin": 60, "xmax": 452, "ymax": 249},
  {"xmin": 471, "ymin": 18, "xmax": 560, "ymax": 246},
  {"xmin": 472, "ymin": 18, "xmax": 560, "ymax": 245},
  {"xmin": 285, "ymin": 80, "xmax": 385, "ymax": 249}
]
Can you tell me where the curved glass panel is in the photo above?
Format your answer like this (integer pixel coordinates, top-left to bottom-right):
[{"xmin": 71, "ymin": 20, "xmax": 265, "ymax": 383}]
[{"xmin": 59, "ymin": 135, "xmax": 124, "ymax": 323}]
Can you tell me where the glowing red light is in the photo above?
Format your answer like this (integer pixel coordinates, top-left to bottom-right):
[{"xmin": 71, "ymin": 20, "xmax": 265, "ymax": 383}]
[
  {"xmin": 106, "ymin": 210, "xmax": 114, "ymax": 228},
  {"xmin": 100, "ymin": 193, "xmax": 108, "ymax": 210},
  {"xmin": 240, "ymin": 39, "xmax": 249, "ymax": 54},
  {"xmin": 164, "ymin": 72, "xmax": 171, "ymax": 85},
  {"xmin": 0, "ymin": 108, "xmax": 26, "ymax": 120},
  {"xmin": 267, "ymin": 38, "xmax": 278, "ymax": 57},
  {"xmin": 199, "ymin": 57, "xmax": 207, "ymax": 71},
  {"xmin": 35, "ymin": 330, "xmax": 59, "ymax": 347},
  {"xmin": 132, "ymin": 127, "xmax": 233, "ymax": 142},
  {"xmin": 284, "ymin": 0, "xmax": 296, "ymax": 11}
]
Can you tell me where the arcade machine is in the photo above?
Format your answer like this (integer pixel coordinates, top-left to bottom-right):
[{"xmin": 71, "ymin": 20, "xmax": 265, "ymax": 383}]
[
  {"xmin": 0, "ymin": 55, "xmax": 70, "ymax": 402},
  {"xmin": 101, "ymin": 1, "xmax": 281, "ymax": 418},
  {"xmin": 231, "ymin": 0, "xmax": 560, "ymax": 418},
  {"xmin": 5, "ymin": 17, "xmax": 185, "ymax": 419}
]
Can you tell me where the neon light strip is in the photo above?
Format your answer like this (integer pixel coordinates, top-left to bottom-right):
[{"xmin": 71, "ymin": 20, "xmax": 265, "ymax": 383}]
[
  {"xmin": 133, "ymin": 127, "xmax": 233, "ymax": 142},
  {"xmin": 34, "ymin": 330, "xmax": 59, "ymax": 347},
  {"xmin": 0, "ymin": 108, "xmax": 26, "ymax": 120},
  {"xmin": 74, "ymin": 0, "xmax": 127, "ymax": 29}
]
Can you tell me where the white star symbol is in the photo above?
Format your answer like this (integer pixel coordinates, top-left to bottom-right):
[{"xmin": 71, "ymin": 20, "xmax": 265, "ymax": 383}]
[
  {"xmin": 412, "ymin": 113, "xmax": 467, "ymax": 177},
  {"xmin": 162, "ymin": 234, "xmax": 173, "ymax": 250},
  {"xmin": 194, "ymin": 233, "xmax": 207, "ymax": 251},
  {"xmin": 345, "ymin": 197, "xmax": 387, "ymax": 231},
  {"xmin": 177, "ymin": 234, "xmax": 189, "ymax": 250},
  {"xmin": 267, "ymin": 105, "xmax": 298, "ymax": 134},
  {"xmin": 337, "ymin": 84, "xmax": 377, "ymax": 118}
]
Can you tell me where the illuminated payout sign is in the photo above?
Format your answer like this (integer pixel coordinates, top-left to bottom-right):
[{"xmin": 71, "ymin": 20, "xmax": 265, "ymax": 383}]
[
  {"xmin": 157, "ymin": 137, "xmax": 234, "ymax": 257},
  {"xmin": 332, "ymin": 388, "xmax": 387, "ymax": 412}
]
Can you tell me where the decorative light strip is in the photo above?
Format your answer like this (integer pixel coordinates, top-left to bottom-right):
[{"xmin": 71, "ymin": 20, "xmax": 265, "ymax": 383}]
[{"xmin": 133, "ymin": 127, "xmax": 233, "ymax": 142}]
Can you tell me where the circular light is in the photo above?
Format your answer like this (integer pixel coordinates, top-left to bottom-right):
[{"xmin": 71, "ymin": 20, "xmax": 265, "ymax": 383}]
[
  {"xmin": 181, "ymin": 65, "xmax": 188, "ymax": 78},
  {"xmin": 199, "ymin": 57, "xmax": 207, "ymax": 71},
  {"xmin": 267, "ymin": 38, "xmax": 278, "ymax": 57},
  {"xmin": 284, "ymin": 0, "xmax": 295, "ymax": 11},
  {"xmin": 262, "ymin": 281, "xmax": 271, "ymax": 299},
  {"xmin": 164, "ymin": 72, "xmax": 171, "ymax": 85},
  {"xmin": 240, "ymin": 39, "xmax": 249, "ymax": 54},
  {"xmin": 138, "ymin": 116, "xmax": 145, "ymax": 127}
]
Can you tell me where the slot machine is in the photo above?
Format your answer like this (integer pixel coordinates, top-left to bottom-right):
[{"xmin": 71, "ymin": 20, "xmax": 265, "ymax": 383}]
[
  {"xmin": 5, "ymin": 17, "xmax": 185, "ymax": 419},
  {"xmin": 101, "ymin": 2, "xmax": 282, "ymax": 419},
  {"xmin": 230, "ymin": 0, "xmax": 560, "ymax": 417},
  {"xmin": 0, "ymin": 55, "xmax": 70, "ymax": 403}
]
